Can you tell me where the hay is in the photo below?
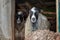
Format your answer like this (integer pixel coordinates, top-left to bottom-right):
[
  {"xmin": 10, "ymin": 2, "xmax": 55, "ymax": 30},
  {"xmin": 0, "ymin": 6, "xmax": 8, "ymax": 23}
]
[{"xmin": 25, "ymin": 30, "xmax": 60, "ymax": 40}]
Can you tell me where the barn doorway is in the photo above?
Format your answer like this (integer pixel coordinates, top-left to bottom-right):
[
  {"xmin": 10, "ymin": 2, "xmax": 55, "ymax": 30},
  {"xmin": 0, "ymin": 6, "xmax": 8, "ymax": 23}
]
[{"xmin": 14, "ymin": 0, "xmax": 56, "ymax": 40}]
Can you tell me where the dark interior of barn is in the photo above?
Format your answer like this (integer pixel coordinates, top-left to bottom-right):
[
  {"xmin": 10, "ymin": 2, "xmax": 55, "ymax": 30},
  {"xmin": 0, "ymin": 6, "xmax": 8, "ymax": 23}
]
[{"xmin": 15, "ymin": 0, "xmax": 56, "ymax": 40}]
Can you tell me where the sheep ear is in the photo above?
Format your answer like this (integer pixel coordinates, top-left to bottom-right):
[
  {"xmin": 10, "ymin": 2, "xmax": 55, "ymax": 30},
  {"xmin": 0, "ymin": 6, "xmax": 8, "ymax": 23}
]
[
  {"xmin": 22, "ymin": 13, "xmax": 24, "ymax": 17},
  {"xmin": 29, "ymin": 10, "xmax": 31, "ymax": 14},
  {"xmin": 29, "ymin": 10, "xmax": 32, "ymax": 14}
]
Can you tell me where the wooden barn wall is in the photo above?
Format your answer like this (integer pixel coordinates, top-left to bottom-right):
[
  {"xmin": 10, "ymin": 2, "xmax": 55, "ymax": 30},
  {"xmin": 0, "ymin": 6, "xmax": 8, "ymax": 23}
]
[{"xmin": 0, "ymin": 0, "xmax": 15, "ymax": 40}]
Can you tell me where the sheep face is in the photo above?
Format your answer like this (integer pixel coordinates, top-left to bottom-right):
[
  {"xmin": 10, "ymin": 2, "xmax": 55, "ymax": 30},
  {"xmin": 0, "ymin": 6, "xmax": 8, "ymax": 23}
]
[
  {"xmin": 16, "ymin": 11, "xmax": 24, "ymax": 24},
  {"xmin": 29, "ymin": 7, "xmax": 39, "ymax": 23}
]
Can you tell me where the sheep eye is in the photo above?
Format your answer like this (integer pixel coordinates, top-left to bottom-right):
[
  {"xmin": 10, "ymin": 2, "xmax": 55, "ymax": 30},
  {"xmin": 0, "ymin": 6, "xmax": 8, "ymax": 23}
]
[
  {"xmin": 35, "ymin": 12, "xmax": 38, "ymax": 15},
  {"xmin": 34, "ymin": 12, "xmax": 38, "ymax": 19},
  {"xmin": 29, "ymin": 11, "xmax": 33, "ymax": 15}
]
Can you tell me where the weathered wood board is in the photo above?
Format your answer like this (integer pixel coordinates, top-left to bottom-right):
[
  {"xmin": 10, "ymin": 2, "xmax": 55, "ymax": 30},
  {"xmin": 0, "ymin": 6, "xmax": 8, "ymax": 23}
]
[{"xmin": 0, "ymin": 0, "xmax": 14, "ymax": 40}]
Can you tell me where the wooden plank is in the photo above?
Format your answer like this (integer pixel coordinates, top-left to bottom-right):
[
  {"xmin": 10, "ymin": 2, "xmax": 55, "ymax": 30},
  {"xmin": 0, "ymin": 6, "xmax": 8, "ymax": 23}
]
[
  {"xmin": 42, "ymin": 11, "xmax": 56, "ymax": 15},
  {"xmin": 0, "ymin": 0, "xmax": 13, "ymax": 40},
  {"xmin": 11, "ymin": 0, "xmax": 15, "ymax": 40}
]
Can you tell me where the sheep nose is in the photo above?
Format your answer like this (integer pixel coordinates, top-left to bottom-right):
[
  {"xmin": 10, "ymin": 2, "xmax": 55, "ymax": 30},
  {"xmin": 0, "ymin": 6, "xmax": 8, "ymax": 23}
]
[
  {"xmin": 17, "ymin": 18, "xmax": 21, "ymax": 24},
  {"xmin": 32, "ymin": 18, "xmax": 35, "ymax": 21}
]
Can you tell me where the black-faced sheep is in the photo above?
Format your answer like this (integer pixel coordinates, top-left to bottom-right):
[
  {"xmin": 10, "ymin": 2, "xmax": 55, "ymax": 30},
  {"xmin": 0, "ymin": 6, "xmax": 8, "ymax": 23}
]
[
  {"xmin": 15, "ymin": 11, "xmax": 25, "ymax": 31},
  {"xmin": 25, "ymin": 7, "xmax": 50, "ymax": 37},
  {"xmin": 15, "ymin": 11, "xmax": 27, "ymax": 40}
]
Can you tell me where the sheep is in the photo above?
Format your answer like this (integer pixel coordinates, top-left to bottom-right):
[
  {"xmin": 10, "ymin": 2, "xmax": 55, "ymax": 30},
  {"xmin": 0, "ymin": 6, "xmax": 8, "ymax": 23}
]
[
  {"xmin": 25, "ymin": 7, "xmax": 50, "ymax": 37},
  {"xmin": 15, "ymin": 11, "xmax": 28, "ymax": 40},
  {"xmin": 15, "ymin": 11, "xmax": 25, "ymax": 31}
]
